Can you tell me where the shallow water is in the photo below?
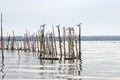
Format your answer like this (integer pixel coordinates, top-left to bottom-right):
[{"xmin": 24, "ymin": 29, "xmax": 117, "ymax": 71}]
[{"xmin": 0, "ymin": 41, "xmax": 120, "ymax": 80}]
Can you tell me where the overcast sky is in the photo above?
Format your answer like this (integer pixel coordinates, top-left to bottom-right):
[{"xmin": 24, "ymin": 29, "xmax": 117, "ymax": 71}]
[{"xmin": 0, "ymin": 0, "xmax": 120, "ymax": 36}]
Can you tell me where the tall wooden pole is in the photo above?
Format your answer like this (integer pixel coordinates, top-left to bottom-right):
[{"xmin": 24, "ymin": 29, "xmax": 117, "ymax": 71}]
[
  {"xmin": 56, "ymin": 25, "xmax": 62, "ymax": 63},
  {"xmin": 1, "ymin": 13, "xmax": 4, "ymax": 62},
  {"xmin": 63, "ymin": 27, "xmax": 66, "ymax": 63},
  {"xmin": 41, "ymin": 24, "xmax": 46, "ymax": 56},
  {"xmin": 52, "ymin": 25, "xmax": 57, "ymax": 57},
  {"xmin": 77, "ymin": 23, "xmax": 82, "ymax": 61}
]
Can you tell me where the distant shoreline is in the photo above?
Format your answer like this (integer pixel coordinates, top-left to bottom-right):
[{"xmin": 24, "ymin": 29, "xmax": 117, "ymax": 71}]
[{"xmin": 2, "ymin": 36, "xmax": 120, "ymax": 41}]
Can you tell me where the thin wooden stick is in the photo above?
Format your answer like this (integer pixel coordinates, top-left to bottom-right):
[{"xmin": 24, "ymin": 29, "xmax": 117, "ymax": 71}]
[
  {"xmin": 52, "ymin": 25, "xmax": 57, "ymax": 57},
  {"xmin": 25, "ymin": 29, "xmax": 30, "ymax": 51},
  {"xmin": 63, "ymin": 27, "xmax": 66, "ymax": 63},
  {"xmin": 75, "ymin": 34, "xmax": 78, "ymax": 62},
  {"xmin": 71, "ymin": 27, "xmax": 75, "ymax": 62},
  {"xmin": 36, "ymin": 33, "xmax": 39, "ymax": 53},
  {"xmin": 77, "ymin": 23, "xmax": 82, "ymax": 61},
  {"xmin": 56, "ymin": 25, "xmax": 62, "ymax": 63},
  {"xmin": 1, "ymin": 13, "xmax": 4, "ymax": 62},
  {"xmin": 6, "ymin": 33, "xmax": 10, "ymax": 50}
]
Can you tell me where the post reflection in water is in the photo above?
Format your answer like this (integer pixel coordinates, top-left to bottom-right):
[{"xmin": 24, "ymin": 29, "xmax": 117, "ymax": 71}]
[
  {"xmin": 1, "ymin": 51, "xmax": 5, "ymax": 79},
  {"xmin": 78, "ymin": 60, "xmax": 82, "ymax": 80},
  {"xmin": 65, "ymin": 59, "xmax": 82, "ymax": 80},
  {"xmin": 0, "ymin": 50, "xmax": 82, "ymax": 80}
]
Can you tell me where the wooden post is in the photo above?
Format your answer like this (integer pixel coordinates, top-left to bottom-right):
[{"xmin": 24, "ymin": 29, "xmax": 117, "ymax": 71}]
[
  {"xmin": 10, "ymin": 30, "xmax": 16, "ymax": 50},
  {"xmin": 1, "ymin": 13, "xmax": 4, "ymax": 62},
  {"xmin": 52, "ymin": 25, "xmax": 57, "ymax": 57},
  {"xmin": 6, "ymin": 33, "xmax": 10, "ymax": 50},
  {"xmin": 67, "ymin": 27, "xmax": 72, "ymax": 58},
  {"xmin": 36, "ymin": 33, "xmax": 39, "ymax": 53},
  {"xmin": 49, "ymin": 33, "xmax": 54, "ymax": 63},
  {"xmin": 33, "ymin": 34, "xmax": 36, "ymax": 53},
  {"xmin": 63, "ymin": 27, "xmax": 66, "ymax": 63},
  {"xmin": 77, "ymin": 23, "xmax": 82, "ymax": 61},
  {"xmin": 75, "ymin": 34, "xmax": 78, "ymax": 62},
  {"xmin": 37, "ymin": 30, "xmax": 40, "ymax": 53},
  {"xmin": 25, "ymin": 29, "xmax": 30, "ymax": 51},
  {"xmin": 71, "ymin": 27, "xmax": 75, "ymax": 62},
  {"xmin": 23, "ymin": 33, "xmax": 27, "ymax": 52},
  {"xmin": 42, "ymin": 24, "xmax": 46, "ymax": 55},
  {"xmin": 32, "ymin": 33, "xmax": 35, "ymax": 52},
  {"xmin": 56, "ymin": 25, "xmax": 62, "ymax": 63},
  {"xmin": 40, "ymin": 24, "xmax": 46, "ymax": 57}
]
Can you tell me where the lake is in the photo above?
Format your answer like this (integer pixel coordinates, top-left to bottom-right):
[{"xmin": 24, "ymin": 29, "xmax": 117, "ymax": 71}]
[{"xmin": 0, "ymin": 41, "xmax": 120, "ymax": 80}]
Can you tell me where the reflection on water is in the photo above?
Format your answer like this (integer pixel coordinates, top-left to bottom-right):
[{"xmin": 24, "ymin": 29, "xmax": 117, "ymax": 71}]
[
  {"xmin": 0, "ymin": 50, "xmax": 82, "ymax": 80},
  {"xmin": 1, "ymin": 41, "xmax": 120, "ymax": 80}
]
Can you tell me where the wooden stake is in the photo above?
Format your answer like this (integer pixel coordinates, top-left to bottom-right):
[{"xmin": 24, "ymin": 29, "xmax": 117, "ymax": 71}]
[
  {"xmin": 25, "ymin": 29, "xmax": 30, "ymax": 51},
  {"xmin": 11, "ymin": 30, "xmax": 16, "ymax": 50},
  {"xmin": 41, "ymin": 24, "xmax": 46, "ymax": 55},
  {"xmin": 6, "ymin": 33, "xmax": 10, "ymax": 50},
  {"xmin": 49, "ymin": 33, "xmax": 54, "ymax": 63},
  {"xmin": 1, "ymin": 13, "xmax": 4, "ymax": 62},
  {"xmin": 71, "ymin": 27, "xmax": 75, "ymax": 62},
  {"xmin": 75, "ymin": 34, "xmax": 78, "ymax": 62},
  {"xmin": 52, "ymin": 25, "xmax": 57, "ymax": 57},
  {"xmin": 77, "ymin": 23, "xmax": 82, "ymax": 61},
  {"xmin": 23, "ymin": 33, "xmax": 27, "ymax": 52},
  {"xmin": 36, "ymin": 33, "xmax": 39, "ymax": 53},
  {"xmin": 67, "ymin": 27, "xmax": 72, "ymax": 58},
  {"xmin": 63, "ymin": 27, "xmax": 66, "ymax": 63},
  {"xmin": 56, "ymin": 25, "xmax": 62, "ymax": 63}
]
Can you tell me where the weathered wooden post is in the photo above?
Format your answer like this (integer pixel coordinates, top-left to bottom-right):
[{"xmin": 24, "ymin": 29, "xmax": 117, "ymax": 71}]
[
  {"xmin": 77, "ymin": 23, "xmax": 82, "ymax": 61},
  {"xmin": 23, "ymin": 33, "xmax": 27, "ymax": 52},
  {"xmin": 67, "ymin": 27, "xmax": 72, "ymax": 58},
  {"xmin": 6, "ymin": 34, "xmax": 10, "ymax": 50},
  {"xmin": 1, "ymin": 13, "xmax": 4, "ymax": 62},
  {"xmin": 40, "ymin": 24, "xmax": 46, "ymax": 56},
  {"xmin": 63, "ymin": 27, "xmax": 66, "ymax": 63},
  {"xmin": 10, "ymin": 30, "xmax": 16, "ymax": 50},
  {"xmin": 75, "ymin": 34, "xmax": 79, "ymax": 62},
  {"xmin": 71, "ymin": 27, "xmax": 75, "ymax": 62},
  {"xmin": 52, "ymin": 25, "xmax": 57, "ymax": 57},
  {"xmin": 31, "ymin": 33, "xmax": 35, "ymax": 52},
  {"xmin": 36, "ymin": 33, "xmax": 39, "ymax": 53},
  {"xmin": 25, "ymin": 29, "xmax": 30, "ymax": 51},
  {"xmin": 45, "ymin": 33, "xmax": 49, "ymax": 55},
  {"xmin": 37, "ymin": 30, "xmax": 40, "ymax": 53},
  {"xmin": 56, "ymin": 25, "xmax": 62, "ymax": 63},
  {"xmin": 49, "ymin": 33, "xmax": 54, "ymax": 63}
]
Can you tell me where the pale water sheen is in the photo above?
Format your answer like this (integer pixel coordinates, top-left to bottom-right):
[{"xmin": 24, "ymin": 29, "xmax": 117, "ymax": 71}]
[{"xmin": 0, "ymin": 41, "xmax": 120, "ymax": 80}]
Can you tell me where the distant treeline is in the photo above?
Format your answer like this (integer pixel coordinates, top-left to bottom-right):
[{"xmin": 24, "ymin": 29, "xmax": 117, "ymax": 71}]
[{"xmin": 2, "ymin": 36, "xmax": 120, "ymax": 41}]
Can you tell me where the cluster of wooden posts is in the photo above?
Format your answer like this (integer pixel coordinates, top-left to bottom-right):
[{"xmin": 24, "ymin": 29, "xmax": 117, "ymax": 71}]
[{"xmin": 0, "ymin": 13, "xmax": 82, "ymax": 63}]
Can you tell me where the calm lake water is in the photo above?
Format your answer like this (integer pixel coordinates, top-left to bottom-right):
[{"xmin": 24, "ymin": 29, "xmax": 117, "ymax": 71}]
[{"xmin": 0, "ymin": 41, "xmax": 120, "ymax": 80}]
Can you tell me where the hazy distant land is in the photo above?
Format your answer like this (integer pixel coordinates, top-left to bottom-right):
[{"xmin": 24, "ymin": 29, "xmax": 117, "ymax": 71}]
[{"xmin": 3, "ymin": 36, "xmax": 120, "ymax": 41}]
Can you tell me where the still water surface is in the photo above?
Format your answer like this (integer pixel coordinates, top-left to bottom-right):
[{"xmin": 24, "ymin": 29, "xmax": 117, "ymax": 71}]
[{"xmin": 0, "ymin": 41, "xmax": 120, "ymax": 80}]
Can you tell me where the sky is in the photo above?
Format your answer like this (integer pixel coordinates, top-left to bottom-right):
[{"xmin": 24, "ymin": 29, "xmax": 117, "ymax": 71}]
[{"xmin": 0, "ymin": 0, "xmax": 120, "ymax": 36}]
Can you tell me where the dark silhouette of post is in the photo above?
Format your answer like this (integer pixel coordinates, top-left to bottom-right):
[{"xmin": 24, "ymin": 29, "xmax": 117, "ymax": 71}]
[
  {"xmin": 1, "ymin": 13, "xmax": 4, "ymax": 62},
  {"xmin": 77, "ymin": 23, "xmax": 82, "ymax": 61},
  {"xmin": 40, "ymin": 24, "xmax": 46, "ymax": 55},
  {"xmin": 56, "ymin": 25, "xmax": 62, "ymax": 63},
  {"xmin": 63, "ymin": 27, "xmax": 66, "ymax": 63}
]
